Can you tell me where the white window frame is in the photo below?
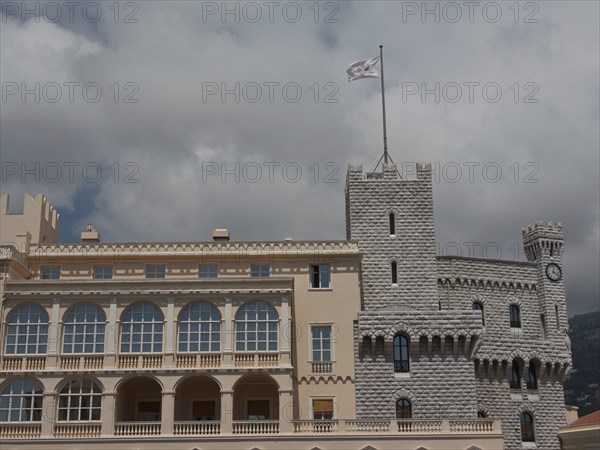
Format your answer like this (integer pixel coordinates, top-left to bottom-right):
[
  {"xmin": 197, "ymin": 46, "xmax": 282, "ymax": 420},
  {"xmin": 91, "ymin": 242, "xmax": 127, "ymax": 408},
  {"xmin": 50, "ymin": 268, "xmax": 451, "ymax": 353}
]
[
  {"xmin": 235, "ymin": 301, "xmax": 278, "ymax": 352},
  {"xmin": 56, "ymin": 378, "xmax": 102, "ymax": 423},
  {"xmin": 145, "ymin": 264, "xmax": 166, "ymax": 279},
  {"xmin": 62, "ymin": 303, "xmax": 106, "ymax": 354},
  {"xmin": 198, "ymin": 264, "xmax": 218, "ymax": 278},
  {"xmin": 120, "ymin": 303, "xmax": 164, "ymax": 353},
  {"xmin": 309, "ymin": 323, "xmax": 334, "ymax": 362},
  {"xmin": 250, "ymin": 264, "xmax": 270, "ymax": 278},
  {"xmin": 5, "ymin": 304, "xmax": 49, "ymax": 355},
  {"xmin": 0, "ymin": 379, "xmax": 43, "ymax": 422},
  {"xmin": 40, "ymin": 265, "xmax": 61, "ymax": 279},
  {"xmin": 309, "ymin": 264, "xmax": 331, "ymax": 289},
  {"xmin": 309, "ymin": 396, "xmax": 336, "ymax": 420},
  {"xmin": 177, "ymin": 301, "xmax": 221, "ymax": 353},
  {"xmin": 93, "ymin": 265, "xmax": 113, "ymax": 279}
]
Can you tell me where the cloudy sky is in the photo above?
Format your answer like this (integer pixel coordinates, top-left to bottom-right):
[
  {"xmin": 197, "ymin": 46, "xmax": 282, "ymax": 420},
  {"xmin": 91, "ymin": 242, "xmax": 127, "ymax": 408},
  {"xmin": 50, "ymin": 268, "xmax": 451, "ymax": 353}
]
[{"xmin": 1, "ymin": 1, "xmax": 598, "ymax": 316}]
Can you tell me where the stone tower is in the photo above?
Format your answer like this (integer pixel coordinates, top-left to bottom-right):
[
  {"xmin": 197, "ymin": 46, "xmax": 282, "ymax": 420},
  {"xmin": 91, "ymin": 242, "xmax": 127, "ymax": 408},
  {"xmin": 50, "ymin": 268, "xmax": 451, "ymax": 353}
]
[
  {"xmin": 345, "ymin": 163, "xmax": 438, "ymax": 311},
  {"xmin": 347, "ymin": 163, "xmax": 483, "ymax": 420}
]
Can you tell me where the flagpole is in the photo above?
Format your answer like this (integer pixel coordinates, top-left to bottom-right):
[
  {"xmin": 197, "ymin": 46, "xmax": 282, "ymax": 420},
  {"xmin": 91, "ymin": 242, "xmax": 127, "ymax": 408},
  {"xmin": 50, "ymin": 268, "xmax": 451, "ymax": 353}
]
[{"xmin": 379, "ymin": 45, "xmax": 388, "ymax": 165}]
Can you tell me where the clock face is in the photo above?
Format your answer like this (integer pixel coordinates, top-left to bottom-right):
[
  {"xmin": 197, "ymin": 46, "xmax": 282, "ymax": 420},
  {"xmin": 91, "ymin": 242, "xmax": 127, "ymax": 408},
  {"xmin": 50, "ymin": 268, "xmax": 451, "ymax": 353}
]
[{"xmin": 546, "ymin": 263, "xmax": 562, "ymax": 282}]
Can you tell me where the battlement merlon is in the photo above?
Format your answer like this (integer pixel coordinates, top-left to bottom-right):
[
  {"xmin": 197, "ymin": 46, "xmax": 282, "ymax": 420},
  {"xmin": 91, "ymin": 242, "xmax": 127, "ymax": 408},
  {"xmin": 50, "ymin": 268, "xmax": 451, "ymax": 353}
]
[
  {"xmin": 346, "ymin": 162, "xmax": 432, "ymax": 183},
  {"xmin": 0, "ymin": 194, "xmax": 60, "ymax": 247},
  {"xmin": 522, "ymin": 221, "xmax": 564, "ymax": 261}
]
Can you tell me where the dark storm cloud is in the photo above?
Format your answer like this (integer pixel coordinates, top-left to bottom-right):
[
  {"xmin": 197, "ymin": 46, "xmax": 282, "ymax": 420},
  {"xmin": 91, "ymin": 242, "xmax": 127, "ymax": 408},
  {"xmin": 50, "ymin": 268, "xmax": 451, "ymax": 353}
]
[{"xmin": 1, "ymin": 1, "xmax": 598, "ymax": 316}]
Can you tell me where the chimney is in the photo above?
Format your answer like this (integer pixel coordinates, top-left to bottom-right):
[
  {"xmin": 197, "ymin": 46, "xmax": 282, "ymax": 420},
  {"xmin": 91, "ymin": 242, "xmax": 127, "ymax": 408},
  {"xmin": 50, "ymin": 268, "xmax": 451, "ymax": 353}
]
[
  {"xmin": 81, "ymin": 224, "xmax": 100, "ymax": 243},
  {"xmin": 212, "ymin": 228, "xmax": 230, "ymax": 242}
]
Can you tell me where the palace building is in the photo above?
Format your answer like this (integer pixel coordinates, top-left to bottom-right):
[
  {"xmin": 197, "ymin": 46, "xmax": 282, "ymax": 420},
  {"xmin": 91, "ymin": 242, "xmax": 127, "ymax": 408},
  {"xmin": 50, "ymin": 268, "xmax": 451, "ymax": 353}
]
[{"xmin": 0, "ymin": 163, "xmax": 572, "ymax": 450}]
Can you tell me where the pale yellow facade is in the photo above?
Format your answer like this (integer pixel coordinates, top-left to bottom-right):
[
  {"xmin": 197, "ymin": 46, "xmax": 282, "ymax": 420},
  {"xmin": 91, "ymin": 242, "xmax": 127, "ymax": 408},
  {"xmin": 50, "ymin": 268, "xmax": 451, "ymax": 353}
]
[{"xmin": 0, "ymin": 193, "xmax": 505, "ymax": 449}]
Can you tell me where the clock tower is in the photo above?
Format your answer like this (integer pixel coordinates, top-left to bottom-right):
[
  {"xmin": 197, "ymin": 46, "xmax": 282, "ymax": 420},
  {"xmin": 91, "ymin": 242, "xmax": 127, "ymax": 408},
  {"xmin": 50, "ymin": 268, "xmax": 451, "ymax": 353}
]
[{"xmin": 522, "ymin": 221, "xmax": 568, "ymax": 340}]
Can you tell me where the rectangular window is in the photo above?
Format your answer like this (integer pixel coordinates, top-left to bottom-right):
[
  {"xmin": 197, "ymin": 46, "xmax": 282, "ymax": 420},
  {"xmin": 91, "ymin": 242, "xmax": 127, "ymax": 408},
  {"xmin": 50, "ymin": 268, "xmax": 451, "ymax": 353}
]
[
  {"xmin": 94, "ymin": 266, "xmax": 113, "ymax": 279},
  {"xmin": 250, "ymin": 264, "xmax": 270, "ymax": 278},
  {"xmin": 146, "ymin": 265, "xmax": 166, "ymax": 279},
  {"xmin": 555, "ymin": 304, "xmax": 560, "ymax": 330},
  {"xmin": 199, "ymin": 264, "xmax": 218, "ymax": 278},
  {"xmin": 389, "ymin": 213, "xmax": 396, "ymax": 235},
  {"xmin": 391, "ymin": 261, "xmax": 398, "ymax": 284},
  {"xmin": 311, "ymin": 325, "xmax": 332, "ymax": 362},
  {"xmin": 312, "ymin": 399, "xmax": 334, "ymax": 420},
  {"xmin": 540, "ymin": 314, "xmax": 547, "ymax": 339},
  {"xmin": 192, "ymin": 400, "xmax": 216, "ymax": 420},
  {"xmin": 247, "ymin": 400, "xmax": 270, "ymax": 420},
  {"xmin": 41, "ymin": 266, "xmax": 60, "ymax": 279},
  {"xmin": 310, "ymin": 264, "xmax": 330, "ymax": 288},
  {"xmin": 137, "ymin": 401, "xmax": 161, "ymax": 421}
]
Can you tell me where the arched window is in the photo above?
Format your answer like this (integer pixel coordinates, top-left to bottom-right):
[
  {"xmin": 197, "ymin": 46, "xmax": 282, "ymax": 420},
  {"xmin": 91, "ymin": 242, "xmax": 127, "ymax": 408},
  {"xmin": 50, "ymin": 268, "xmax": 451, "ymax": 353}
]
[
  {"xmin": 389, "ymin": 213, "xmax": 396, "ymax": 235},
  {"xmin": 0, "ymin": 379, "xmax": 43, "ymax": 422},
  {"xmin": 444, "ymin": 336, "xmax": 454, "ymax": 354},
  {"xmin": 391, "ymin": 261, "xmax": 398, "ymax": 284},
  {"xmin": 393, "ymin": 335, "xmax": 410, "ymax": 373},
  {"xmin": 509, "ymin": 360, "xmax": 521, "ymax": 389},
  {"xmin": 375, "ymin": 336, "xmax": 385, "ymax": 354},
  {"xmin": 395, "ymin": 399, "xmax": 412, "ymax": 419},
  {"xmin": 57, "ymin": 378, "xmax": 102, "ymax": 422},
  {"xmin": 5, "ymin": 304, "xmax": 49, "ymax": 355},
  {"xmin": 472, "ymin": 302, "xmax": 485, "ymax": 325},
  {"xmin": 509, "ymin": 305, "xmax": 521, "ymax": 328},
  {"xmin": 235, "ymin": 301, "xmax": 278, "ymax": 352},
  {"xmin": 120, "ymin": 303, "xmax": 164, "ymax": 353},
  {"xmin": 526, "ymin": 362, "xmax": 538, "ymax": 390},
  {"xmin": 362, "ymin": 336, "xmax": 372, "ymax": 355},
  {"xmin": 63, "ymin": 304, "xmax": 106, "ymax": 354},
  {"xmin": 520, "ymin": 412, "xmax": 535, "ymax": 442},
  {"xmin": 178, "ymin": 302, "xmax": 221, "ymax": 352}
]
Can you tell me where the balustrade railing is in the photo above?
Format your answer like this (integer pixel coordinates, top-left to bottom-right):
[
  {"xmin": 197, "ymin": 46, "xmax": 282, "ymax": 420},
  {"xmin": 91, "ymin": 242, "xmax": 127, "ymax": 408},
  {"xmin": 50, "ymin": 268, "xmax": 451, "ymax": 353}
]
[
  {"xmin": 311, "ymin": 361, "xmax": 334, "ymax": 373},
  {"xmin": 0, "ymin": 423, "xmax": 42, "ymax": 439},
  {"xmin": 114, "ymin": 422, "xmax": 161, "ymax": 436},
  {"xmin": 117, "ymin": 354, "xmax": 163, "ymax": 369},
  {"xmin": 397, "ymin": 419, "xmax": 443, "ymax": 433},
  {"xmin": 1, "ymin": 356, "xmax": 46, "ymax": 371},
  {"xmin": 54, "ymin": 422, "xmax": 101, "ymax": 438},
  {"xmin": 232, "ymin": 420, "xmax": 279, "ymax": 434},
  {"xmin": 0, "ymin": 418, "xmax": 500, "ymax": 439},
  {"xmin": 173, "ymin": 421, "xmax": 221, "ymax": 435},
  {"xmin": 346, "ymin": 419, "xmax": 391, "ymax": 433},
  {"xmin": 234, "ymin": 353, "xmax": 279, "ymax": 367},
  {"xmin": 449, "ymin": 419, "xmax": 495, "ymax": 433},
  {"xmin": 176, "ymin": 353, "xmax": 221, "ymax": 368},
  {"xmin": 293, "ymin": 419, "xmax": 338, "ymax": 433},
  {"xmin": 59, "ymin": 356, "xmax": 104, "ymax": 370}
]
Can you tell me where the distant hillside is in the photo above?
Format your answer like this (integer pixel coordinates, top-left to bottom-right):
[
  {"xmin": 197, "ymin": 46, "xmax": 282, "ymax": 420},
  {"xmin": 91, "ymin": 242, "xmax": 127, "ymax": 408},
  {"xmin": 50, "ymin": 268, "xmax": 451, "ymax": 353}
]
[{"xmin": 565, "ymin": 310, "xmax": 600, "ymax": 416}]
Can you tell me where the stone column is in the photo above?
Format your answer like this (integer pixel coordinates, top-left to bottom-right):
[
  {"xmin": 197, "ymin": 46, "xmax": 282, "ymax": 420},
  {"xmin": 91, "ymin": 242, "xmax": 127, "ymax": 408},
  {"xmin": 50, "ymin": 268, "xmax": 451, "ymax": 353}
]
[
  {"xmin": 46, "ymin": 298, "xmax": 61, "ymax": 368},
  {"xmin": 221, "ymin": 389, "xmax": 234, "ymax": 434},
  {"xmin": 278, "ymin": 388, "xmax": 294, "ymax": 433},
  {"xmin": 223, "ymin": 298, "xmax": 233, "ymax": 367},
  {"xmin": 280, "ymin": 296, "xmax": 291, "ymax": 366},
  {"xmin": 105, "ymin": 298, "xmax": 118, "ymax": 367},
  {"xmin": 41, "ymin": 392, "xmax": 56, "ymax": 438},
  {"xmin": 164, "ymin": 296, "xmax": 175, "ymax": 367},
  {"xmin": 161, "ymin": 390, "xmax": 175, "ymax": 435},
  {"xmin": 101, "ymin": 391, "xmax": 116, "ymax": 437}
]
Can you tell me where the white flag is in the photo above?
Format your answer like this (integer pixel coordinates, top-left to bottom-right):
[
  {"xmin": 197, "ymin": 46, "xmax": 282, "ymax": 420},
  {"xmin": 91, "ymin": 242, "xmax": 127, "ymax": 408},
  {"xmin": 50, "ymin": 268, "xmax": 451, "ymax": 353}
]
[{"xmin": 346, "ymin": 56, "xmax": 381, "ymax": 81}]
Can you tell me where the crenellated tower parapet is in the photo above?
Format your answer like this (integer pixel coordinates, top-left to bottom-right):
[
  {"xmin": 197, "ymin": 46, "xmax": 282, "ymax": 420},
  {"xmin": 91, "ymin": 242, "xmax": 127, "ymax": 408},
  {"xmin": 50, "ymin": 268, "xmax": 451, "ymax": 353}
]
[
  {"xmin": 523, "ymin": 221, "xmax": 564, "ymax": 261},
  {"xmin": 0, "ymin": 194, "xmax": 60, "ymax": 251}
]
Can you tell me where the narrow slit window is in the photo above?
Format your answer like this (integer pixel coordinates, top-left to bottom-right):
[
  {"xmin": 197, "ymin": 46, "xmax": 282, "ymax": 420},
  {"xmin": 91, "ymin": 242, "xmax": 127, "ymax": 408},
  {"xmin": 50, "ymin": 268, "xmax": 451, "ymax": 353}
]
[
  {"xmin": 389, "ymin": 213, "xmax": 396, "ymax": 235},
  {"xmin": 391, "ymin": 261, "xmax": 398, "ymax": 284},
  {"xmin": 555, "ymin": 304, "xmax": 560, "ymax": 330}
]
